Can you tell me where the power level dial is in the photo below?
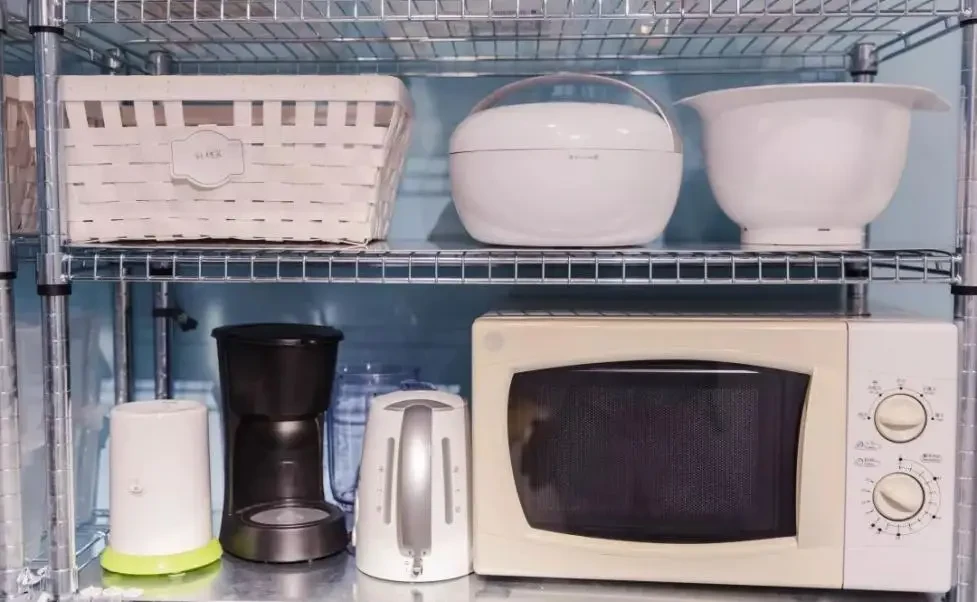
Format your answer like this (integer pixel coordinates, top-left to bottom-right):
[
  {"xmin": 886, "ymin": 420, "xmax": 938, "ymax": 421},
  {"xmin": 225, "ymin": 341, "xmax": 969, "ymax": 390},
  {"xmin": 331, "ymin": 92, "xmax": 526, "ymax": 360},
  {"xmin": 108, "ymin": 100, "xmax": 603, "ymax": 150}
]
[
  {"xmin": 872, "ymin": 472, "xmax": 925, "ymax": 522},
  {"xmin": 874, "ymin": 393, "xmax": 927, "ymax": 443}
]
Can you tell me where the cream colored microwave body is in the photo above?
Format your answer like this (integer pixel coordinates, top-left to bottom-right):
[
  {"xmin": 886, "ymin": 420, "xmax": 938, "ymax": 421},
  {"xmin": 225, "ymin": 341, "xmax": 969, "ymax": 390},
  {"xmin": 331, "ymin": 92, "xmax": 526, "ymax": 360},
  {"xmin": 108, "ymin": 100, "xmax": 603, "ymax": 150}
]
[{"xmin": 471, "ymin": 312, "xmax": 957, "ymax": 593}]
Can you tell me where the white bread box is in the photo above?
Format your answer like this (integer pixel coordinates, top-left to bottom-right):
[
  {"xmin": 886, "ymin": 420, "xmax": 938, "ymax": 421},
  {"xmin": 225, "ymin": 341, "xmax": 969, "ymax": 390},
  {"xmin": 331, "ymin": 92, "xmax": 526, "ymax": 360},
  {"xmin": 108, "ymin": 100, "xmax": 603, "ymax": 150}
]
[{"xmin": 449, "ymin": 73, "xmax": 683, "ymax": 247}]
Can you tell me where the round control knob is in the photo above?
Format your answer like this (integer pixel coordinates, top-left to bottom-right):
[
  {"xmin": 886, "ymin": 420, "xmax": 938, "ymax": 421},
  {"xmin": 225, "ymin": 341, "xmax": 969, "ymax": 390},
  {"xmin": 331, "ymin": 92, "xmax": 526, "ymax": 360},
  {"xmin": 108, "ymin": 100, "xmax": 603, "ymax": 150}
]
[
  {"xmin": 874, "ymin": 393, "xmax": 927, "ymax": 443},
  {"xmin": 873, "ymin": 473, "xmax": 925, "ymax": 522}
]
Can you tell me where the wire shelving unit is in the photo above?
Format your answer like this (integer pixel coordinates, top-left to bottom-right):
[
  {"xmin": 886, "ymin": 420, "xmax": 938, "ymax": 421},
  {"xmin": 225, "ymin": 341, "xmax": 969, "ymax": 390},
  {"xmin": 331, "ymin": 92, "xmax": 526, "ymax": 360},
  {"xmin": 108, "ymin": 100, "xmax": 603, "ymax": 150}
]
[{"xmin": 2, "ymin": 0, "xmax": 977, "ymax": 598}]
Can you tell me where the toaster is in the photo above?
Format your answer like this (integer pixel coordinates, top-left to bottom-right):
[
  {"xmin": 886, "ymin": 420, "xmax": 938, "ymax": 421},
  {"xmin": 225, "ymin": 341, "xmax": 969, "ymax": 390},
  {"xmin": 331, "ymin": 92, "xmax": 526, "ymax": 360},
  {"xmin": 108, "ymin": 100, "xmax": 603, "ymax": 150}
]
[{"xmin": 353, "ymin": 389, "xmax": 472, "ymax": 583}]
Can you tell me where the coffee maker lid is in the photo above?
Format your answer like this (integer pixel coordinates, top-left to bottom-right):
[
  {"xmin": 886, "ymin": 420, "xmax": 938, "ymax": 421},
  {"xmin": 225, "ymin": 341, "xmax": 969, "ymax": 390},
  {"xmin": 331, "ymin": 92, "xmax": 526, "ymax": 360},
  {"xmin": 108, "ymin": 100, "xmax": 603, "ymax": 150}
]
[{"xmin": 211, "ymin": 323, "xmax": 344, "ymax": 347}]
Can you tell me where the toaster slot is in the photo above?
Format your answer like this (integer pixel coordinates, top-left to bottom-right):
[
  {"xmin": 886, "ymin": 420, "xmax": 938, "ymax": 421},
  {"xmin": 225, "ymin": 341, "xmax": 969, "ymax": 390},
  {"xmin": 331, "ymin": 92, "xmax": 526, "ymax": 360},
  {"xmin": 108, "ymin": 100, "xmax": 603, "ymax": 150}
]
[{"xmin": 443, "ymin": 437, "xmax": 453, "ymax": 525}]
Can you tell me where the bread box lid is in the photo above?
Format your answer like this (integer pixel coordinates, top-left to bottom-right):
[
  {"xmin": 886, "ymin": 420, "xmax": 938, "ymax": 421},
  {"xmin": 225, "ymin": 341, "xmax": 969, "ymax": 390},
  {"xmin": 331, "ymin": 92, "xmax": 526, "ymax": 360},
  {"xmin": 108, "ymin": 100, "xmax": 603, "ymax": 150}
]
[{"xmin": 449, "ymin": 102, "xmax": 680, "ymax": 154}]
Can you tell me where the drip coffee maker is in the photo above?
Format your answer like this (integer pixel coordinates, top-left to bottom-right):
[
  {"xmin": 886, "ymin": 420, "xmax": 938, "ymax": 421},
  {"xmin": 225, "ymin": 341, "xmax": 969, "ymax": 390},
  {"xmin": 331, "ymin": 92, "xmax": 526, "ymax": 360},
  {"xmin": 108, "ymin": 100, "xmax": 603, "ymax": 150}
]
[{"xmin": 212, "ymin": 323, "xmax": 347, "ymax": 563}]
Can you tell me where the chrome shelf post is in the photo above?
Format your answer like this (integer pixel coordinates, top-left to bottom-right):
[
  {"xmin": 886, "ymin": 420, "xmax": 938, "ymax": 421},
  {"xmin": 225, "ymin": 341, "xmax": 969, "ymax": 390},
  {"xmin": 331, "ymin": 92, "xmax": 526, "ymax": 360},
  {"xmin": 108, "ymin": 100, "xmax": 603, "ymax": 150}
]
[
  {"xmin": 152, "ymin": 280, "xmax": 170, "ymax": 399},
  {"xmin": 101, "ymin": 49, "xmax": 134, "ymax": 408},
  {"xmin": 0, "ymin": 8, "xmax": 25, "ymax": 599},
  {"xmin": 149, "ymin": 50, "xmax": 172, "ymax": 400},
  {"xmin": 30, "ymin": 0, "xmax": 76, "ymax": 594},
  {"xmin": 112, "ymin": 274, "xmax": 131, "ymax": 406},
  {"xmin": 846, "ymin": 42, "xmax": 879, "ymax": 317},
  {"xmin": 955, "ymin": 16, "xmax": 977, "ymax": 602}
]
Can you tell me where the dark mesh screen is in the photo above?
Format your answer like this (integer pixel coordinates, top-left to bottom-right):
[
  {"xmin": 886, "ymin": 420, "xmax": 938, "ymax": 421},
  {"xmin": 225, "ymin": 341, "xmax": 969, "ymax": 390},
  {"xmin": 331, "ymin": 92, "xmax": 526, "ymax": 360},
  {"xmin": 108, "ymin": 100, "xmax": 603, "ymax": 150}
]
[{"xmin": 508, "ymin": 360, "xmax": 809, "ymax": 544}]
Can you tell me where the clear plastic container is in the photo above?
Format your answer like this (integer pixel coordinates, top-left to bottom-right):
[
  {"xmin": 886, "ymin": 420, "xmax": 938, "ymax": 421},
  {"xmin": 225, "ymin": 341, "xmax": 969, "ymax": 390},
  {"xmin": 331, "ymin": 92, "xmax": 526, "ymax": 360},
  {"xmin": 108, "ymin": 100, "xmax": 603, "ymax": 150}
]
[{"xmin": 326, "ymin": 364, "xmax": 419, "ymax": 511}]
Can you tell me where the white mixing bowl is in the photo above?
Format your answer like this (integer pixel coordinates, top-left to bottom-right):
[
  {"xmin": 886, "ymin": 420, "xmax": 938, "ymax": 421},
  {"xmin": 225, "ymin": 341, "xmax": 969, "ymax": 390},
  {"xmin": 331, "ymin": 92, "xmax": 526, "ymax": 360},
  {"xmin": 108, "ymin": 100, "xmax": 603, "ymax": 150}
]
[{"xmin": 677, "ymin": 83, "xmax": 949, "ymax": 248}]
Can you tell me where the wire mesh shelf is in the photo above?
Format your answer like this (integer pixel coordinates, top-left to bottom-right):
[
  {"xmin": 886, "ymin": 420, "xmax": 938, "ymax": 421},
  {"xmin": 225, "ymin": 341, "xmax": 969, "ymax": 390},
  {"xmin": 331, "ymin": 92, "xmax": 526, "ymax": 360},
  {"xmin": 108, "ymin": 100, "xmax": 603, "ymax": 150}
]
[
  {"xmin": 61, "ymin": 244, "xmax": 959, "ymax": 284},
  {"xmin": 2, "ymin": 17, "xmax": 150, "ymax": 73},
  {"xmin": 47, "ymin": 0, "xmax": 964, "ymax": 74}
]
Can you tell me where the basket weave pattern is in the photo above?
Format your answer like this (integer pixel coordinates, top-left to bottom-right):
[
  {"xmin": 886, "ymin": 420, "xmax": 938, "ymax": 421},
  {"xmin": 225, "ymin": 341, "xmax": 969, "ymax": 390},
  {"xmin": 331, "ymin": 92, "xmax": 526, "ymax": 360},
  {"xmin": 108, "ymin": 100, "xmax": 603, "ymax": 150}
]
[{"xmin": 14, "ymin": 75, "xmax": 413, "ymax": 244}]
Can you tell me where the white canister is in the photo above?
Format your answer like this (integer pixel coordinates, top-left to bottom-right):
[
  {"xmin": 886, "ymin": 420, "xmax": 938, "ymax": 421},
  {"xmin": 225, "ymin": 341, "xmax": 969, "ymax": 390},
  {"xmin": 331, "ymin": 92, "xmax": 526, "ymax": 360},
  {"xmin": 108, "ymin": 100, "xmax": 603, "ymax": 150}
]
[{"xmin": 101, "ymin": 400, "xmax": 222, "ymax": 575}]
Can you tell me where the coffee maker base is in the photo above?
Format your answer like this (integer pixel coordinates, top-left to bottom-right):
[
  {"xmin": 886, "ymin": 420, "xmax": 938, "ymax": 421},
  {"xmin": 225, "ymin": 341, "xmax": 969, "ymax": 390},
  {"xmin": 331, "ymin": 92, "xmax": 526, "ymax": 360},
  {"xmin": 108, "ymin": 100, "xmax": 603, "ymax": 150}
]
[{"xmin": 220, "ymin": 501, "xmax": 348, "ymax": 563}]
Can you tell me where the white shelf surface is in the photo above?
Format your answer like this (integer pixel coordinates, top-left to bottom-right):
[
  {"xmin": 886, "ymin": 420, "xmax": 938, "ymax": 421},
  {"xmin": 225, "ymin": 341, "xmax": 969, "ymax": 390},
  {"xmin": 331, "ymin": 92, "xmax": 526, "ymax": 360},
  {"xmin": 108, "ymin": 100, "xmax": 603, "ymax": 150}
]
[{"xmin": 74, "ymin": 552, "xmax": 943, "ymax": 602}]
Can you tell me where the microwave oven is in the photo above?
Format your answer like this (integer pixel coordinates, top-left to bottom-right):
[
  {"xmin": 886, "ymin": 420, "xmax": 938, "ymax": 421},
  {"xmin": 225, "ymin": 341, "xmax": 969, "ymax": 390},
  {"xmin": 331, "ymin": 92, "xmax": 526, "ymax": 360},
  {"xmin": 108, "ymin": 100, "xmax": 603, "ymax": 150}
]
[{"xmin": 471, "ymin": 312, "xmax": 957, "ymax": 592}]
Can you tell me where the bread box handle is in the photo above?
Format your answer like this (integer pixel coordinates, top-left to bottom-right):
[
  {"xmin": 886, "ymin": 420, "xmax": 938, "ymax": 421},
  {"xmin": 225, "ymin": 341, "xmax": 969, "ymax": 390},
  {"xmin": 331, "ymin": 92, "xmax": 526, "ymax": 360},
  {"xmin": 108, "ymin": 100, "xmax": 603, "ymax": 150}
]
[{"xmin": 469, "ymin": 72, "xmax": 682, "ymax": 153}]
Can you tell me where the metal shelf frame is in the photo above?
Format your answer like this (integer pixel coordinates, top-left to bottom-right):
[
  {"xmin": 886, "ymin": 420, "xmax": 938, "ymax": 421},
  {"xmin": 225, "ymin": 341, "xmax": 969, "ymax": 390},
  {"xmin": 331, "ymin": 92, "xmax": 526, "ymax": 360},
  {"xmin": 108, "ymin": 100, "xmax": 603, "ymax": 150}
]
[
  {"xmin": 0, "ymin": 0, "xmax": 964, "ymax": 75},
  {"xmin": 1, "ymin": 0, "xmax": 976, "ymax": 599},
  {"xmin": 0, "ymin": 9, "xmax": 26, "ymax": 601},
  {"xmin": 59, "ymin": 245, "xmax": 959, "ymax": 285}
]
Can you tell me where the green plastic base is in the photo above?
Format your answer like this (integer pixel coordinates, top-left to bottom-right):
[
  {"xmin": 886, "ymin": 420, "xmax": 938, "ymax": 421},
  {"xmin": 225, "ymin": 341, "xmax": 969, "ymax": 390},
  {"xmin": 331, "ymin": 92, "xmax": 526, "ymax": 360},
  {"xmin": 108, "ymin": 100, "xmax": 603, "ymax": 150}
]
[
  {"xmin": 101, "ymin": 561, "xmax": 221, "ymax": 596},
  {"xmin": 101, "ymin": 539, "xmax": 222, "ymax": 576}
]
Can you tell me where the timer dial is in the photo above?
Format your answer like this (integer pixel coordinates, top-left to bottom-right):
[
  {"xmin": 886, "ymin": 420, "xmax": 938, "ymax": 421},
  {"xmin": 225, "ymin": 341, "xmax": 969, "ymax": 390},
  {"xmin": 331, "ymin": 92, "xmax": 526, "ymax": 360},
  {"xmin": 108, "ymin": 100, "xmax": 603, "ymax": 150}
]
[
  {"xmin": 872, "ymin": 472, "xmax": 925, "ymax": 522},
  {"xmin": 874, "ymin": 393, "xmax": 927, "ymax": 443}
]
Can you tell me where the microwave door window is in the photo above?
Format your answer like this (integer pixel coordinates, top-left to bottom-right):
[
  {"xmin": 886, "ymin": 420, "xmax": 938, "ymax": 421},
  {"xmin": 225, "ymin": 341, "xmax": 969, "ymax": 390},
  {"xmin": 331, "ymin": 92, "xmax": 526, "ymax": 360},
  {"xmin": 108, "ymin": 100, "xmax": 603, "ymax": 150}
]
[{"xmin": 508, "ymin": 361, "xmax": 810, "ymax": 544}]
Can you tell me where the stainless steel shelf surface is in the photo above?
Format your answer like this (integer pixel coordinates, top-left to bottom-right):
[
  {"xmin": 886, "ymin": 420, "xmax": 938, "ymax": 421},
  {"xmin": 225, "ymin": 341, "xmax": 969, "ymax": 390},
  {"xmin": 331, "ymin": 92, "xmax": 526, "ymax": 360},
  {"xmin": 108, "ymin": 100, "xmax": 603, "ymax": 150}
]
[
  {"xmin": 74, "ymin": 552, "xmax": 942, "ymax": 602},
  {"xmin": 60, "ymin": 243, "xmax": 958, "ymax": 284}
]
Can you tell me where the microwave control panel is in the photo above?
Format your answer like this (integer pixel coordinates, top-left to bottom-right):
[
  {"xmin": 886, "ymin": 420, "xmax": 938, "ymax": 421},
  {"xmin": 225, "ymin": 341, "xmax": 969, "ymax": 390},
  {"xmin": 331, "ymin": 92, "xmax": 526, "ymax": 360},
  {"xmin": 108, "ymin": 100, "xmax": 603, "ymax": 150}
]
[{"xmin": 843, "ymin": 321, "xmax": 957, "ymax": 593}]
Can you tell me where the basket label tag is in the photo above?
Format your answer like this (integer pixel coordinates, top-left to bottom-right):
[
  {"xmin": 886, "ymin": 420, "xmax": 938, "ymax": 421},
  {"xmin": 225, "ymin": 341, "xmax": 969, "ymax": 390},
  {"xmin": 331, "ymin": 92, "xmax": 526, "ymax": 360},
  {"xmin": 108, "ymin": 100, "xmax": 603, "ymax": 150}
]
[{"xmin": 171, "ymin": 130, "xmax": 245, "ymax": 189}]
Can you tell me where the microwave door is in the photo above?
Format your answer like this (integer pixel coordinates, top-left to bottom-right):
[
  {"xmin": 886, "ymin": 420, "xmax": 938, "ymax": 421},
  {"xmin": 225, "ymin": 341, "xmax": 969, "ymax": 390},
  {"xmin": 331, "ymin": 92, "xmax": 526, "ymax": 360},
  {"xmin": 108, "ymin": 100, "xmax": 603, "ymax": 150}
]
[
  {"xmin": 583, "ymin": 367, "xmax": 762, "ymax": 434},
  {"xmin": 508, "ymin": 360, "xmax": 810, "ymax": 545}
]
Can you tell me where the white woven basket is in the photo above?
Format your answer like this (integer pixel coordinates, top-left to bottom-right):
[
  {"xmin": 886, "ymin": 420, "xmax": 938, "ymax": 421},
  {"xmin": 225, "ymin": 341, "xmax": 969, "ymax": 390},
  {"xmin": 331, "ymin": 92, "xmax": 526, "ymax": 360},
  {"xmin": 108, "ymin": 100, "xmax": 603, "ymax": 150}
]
[{"xmin": 16, "ymin": 75, "xmax": 413, "ymax": 244}]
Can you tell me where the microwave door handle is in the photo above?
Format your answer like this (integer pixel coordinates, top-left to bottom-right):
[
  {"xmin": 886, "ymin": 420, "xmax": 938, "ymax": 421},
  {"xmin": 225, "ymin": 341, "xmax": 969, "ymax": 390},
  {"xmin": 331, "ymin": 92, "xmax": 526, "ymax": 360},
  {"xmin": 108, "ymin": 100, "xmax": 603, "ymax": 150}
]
[{"xmin": 397, "ymin": 403, "xmax": 433, "ymax": 577}]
